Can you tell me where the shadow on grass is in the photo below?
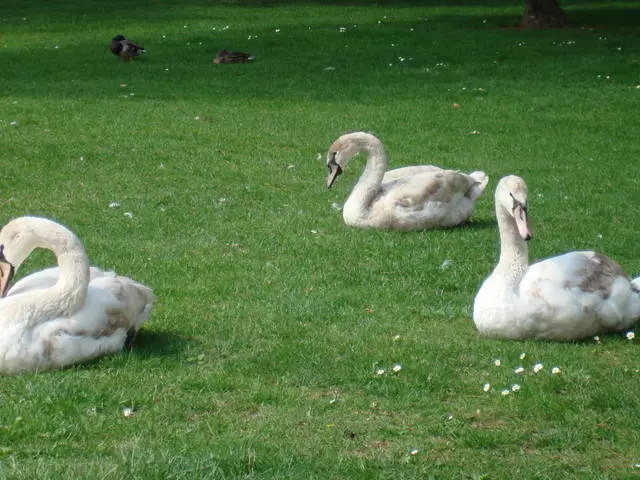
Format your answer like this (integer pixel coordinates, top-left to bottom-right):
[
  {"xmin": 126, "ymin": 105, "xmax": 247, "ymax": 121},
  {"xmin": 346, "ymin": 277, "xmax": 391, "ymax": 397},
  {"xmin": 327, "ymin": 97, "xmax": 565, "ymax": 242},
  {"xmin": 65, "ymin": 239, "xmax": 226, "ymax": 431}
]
[
  {"xmin": 129, "ymin": 328, "xmax": 192, "ymax": 358},
  {"xmin": 2, "ymin": 0, "xmax": 637, "ymax": 25},
  {"xmin": 460, "ymin": 217, "xmax": 496, "ymax": 231}
]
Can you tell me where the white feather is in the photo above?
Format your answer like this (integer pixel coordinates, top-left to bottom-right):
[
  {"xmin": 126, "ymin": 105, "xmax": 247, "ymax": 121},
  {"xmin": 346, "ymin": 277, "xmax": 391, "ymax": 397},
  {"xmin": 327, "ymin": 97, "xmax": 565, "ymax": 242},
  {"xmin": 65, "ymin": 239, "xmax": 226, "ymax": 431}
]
[
  {"xmin": 326, "ymin": 132, "xmax": 489, "ymax": 231},
  {"xmin": 0, "ymin": 217, "xmax": 155, "ymax": 374},
  {"xmin": 473, "ymin": 175, "xmax": 640, "ymax": 340}
]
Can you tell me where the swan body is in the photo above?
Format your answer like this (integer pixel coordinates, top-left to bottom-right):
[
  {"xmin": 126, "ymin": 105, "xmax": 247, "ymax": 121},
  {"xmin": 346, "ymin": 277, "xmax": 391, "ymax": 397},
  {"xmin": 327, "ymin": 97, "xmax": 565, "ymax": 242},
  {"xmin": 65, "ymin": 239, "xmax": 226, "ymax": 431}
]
[
  {"xmin": 473, "ymin": 175, "xmax": 640, "ymax": 340},
  {"xmin": 326, "ymin": 132, "xmax": 489, "ymax": 230},
  {"xmin": 0, "ymin": 216, "xmax": 155, "ymax": 374}
]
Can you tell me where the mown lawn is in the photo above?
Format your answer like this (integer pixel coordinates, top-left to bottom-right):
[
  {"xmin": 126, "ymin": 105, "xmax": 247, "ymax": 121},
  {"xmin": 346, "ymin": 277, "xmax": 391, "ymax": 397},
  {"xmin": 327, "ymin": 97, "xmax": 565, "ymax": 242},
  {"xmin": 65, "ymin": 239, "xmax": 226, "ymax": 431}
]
[{"xmin": 1, "ymin": 0, "xmax": 639, "ymax": 478}]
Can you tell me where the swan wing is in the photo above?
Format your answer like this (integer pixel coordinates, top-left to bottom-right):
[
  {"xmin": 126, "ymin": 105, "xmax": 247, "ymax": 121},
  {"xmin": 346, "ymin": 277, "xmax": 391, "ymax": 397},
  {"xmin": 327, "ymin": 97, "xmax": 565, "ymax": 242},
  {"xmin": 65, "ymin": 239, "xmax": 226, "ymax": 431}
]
[
  {"xmin": 518, "ymin": 251, "xmax": 640, "ymax": 338},
  {"xmin": 6, "ymin": 267, "xmax": 63, "ymax": 297},
  {"xmin": 1, "ymin": 276, "xmax": 155, "ymax": 373},
  {"xmin": 89, "ymin": 273, "xmax": 155, "ymax": 331},
  {"xmin": 8, "ymin": 266, "xmax": 116, "ymax": 297},
  {"xmin": 23, "ymin": 287, "xmax": 133, "ymax": 371},
  {"xmin": 383, "ymin": 170, "xmax": 486, "ymax": 207},
  {"xmin": 370, "ymin": 170, "xmax": 487, "ymax": 229},
  {"xmin": 6, "ymin": 266, "xmax": 154, "ymax": 334},
  {"xmin": 382, "ymin": 165, "xmax": 443, "ymax": 182}
]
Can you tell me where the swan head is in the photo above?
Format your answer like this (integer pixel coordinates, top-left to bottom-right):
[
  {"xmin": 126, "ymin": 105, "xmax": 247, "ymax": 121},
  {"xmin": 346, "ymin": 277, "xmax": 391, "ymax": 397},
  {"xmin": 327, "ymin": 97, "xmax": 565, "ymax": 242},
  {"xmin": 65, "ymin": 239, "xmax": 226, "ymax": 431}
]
[
  {"xmin": 0, "ymin": 216, "xmax": 81, "ymax": 297},
  {"xmin": 0, "ymin": 245, "xmax": 15, "ymax": 297},
  {"xmin": 496, "ymin": 175, "xmax": 532, "ymax": 241},
  {"xmin": 0, "ymin": 218, "xmax": 43, "ymax": 296},
  {"xmin": 326, "ymin": 151, "xmax": 343, "ymax": 188},
  {"xmin": 326, "ymin": 132, "xmax": 380, "ymax": 188}
]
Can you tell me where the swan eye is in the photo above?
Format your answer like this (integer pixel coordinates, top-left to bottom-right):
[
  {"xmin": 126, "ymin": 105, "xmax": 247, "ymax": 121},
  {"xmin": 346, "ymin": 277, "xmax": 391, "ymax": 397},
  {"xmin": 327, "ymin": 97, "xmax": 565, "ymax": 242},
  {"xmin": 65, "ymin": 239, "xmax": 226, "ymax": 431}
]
[{"xmin": 509, "ymin": 193, "xmax": 527, "ymax": 213}]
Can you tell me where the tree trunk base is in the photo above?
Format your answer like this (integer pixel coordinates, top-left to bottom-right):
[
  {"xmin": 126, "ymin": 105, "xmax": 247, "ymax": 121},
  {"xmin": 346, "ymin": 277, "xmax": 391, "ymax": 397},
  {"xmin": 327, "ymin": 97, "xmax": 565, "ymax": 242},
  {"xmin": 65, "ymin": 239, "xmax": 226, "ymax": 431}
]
[{"xmin": 522, "ymin": 1, "xmax": 571, "ymax": 29}]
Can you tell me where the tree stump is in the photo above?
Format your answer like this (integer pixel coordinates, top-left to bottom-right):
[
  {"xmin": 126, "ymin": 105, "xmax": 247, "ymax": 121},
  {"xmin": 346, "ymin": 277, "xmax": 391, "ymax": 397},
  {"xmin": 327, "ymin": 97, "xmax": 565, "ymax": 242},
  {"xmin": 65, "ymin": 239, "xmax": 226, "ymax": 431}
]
[{"xmin": 522, "ymin": 0, "xmax": 571, "ymax": 28}]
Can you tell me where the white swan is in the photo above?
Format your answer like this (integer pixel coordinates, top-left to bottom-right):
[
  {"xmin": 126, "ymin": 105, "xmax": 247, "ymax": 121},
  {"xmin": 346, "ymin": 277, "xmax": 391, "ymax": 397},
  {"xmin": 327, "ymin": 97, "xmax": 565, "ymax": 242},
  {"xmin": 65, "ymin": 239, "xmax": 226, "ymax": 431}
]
[
  {"xmin": 0, "ymin": 216, "xmax": 155, "ymax": 374},
  {"xmin": 473, "ymin": 175, "xmax": 640, "ymax": 340},
  {"xmin": 326, "ymin": 132, "xmax": 489, "ymax": 230}
]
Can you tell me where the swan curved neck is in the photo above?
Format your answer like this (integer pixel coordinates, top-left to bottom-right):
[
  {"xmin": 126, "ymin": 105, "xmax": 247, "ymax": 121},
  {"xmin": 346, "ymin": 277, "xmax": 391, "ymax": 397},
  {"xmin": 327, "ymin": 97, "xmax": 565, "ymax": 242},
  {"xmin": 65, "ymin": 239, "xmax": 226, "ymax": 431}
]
[
  {"xmin": 495, "ymin": 206, "xmax": 529, "ymax": 285},
  {"xmin": 14, "ymin": 221, "xmax": 90, "ymax": 321},
  {"xmin": 53, "ymin": 243, "xmax": 90, "ymax": 312},
  {"xmin": 344, "ymin": 138, "xmax": 387, "ymax": 219}
]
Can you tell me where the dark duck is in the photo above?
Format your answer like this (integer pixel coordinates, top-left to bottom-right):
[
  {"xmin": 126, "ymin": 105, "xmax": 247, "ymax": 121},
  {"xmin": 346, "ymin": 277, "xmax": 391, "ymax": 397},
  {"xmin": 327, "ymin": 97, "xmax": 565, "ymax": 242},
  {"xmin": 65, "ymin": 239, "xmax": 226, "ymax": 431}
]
[
  {"xmin": 111, "ymin": 35, "xmax": 146, "ymax": 61},
  {"xmin": 213, "ymin": 49, "xmax": 255, "ymax": 64}
]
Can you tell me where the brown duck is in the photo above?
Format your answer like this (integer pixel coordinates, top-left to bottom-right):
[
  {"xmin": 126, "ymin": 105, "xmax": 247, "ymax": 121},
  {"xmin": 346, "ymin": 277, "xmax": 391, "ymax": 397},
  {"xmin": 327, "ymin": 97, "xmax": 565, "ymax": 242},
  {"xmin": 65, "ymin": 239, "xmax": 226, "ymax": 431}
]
[
  {"xmin": 111, "ymin": 35, "xmax": 146, "ymax": 61},
  {"xmin": 214, "ymin": 49, "xmax": 256, "ymax": 64}
]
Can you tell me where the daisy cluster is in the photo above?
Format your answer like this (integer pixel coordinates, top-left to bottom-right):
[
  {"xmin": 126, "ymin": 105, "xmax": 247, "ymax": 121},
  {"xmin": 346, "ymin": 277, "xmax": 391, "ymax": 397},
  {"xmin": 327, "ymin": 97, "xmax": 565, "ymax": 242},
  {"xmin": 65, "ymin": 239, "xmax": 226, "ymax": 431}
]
[
  {"xmin": 374, "ymin": 362, "xmax": 403, "ymax": 377},
  {"xmin": 593, "ymin": 330, "xmax": 636, "ymax": 343},
  {"xmin": 482, "ymin": 353, "xmax": 561, "ymax": 397}
]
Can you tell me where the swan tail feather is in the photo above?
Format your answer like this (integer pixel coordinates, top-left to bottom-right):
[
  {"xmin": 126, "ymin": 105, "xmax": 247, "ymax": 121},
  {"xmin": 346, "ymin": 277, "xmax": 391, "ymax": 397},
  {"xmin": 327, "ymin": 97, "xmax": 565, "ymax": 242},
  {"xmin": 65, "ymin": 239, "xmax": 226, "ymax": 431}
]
[
  {"xmin": 122, "ymin": 281, "xmax": 155, "ymax": 331},
  {"xmin": 467, "ymin": 171, "xmax": 489, "ymax": 200},
  {"xmin": 90, "ymin": 274, "xmax": 156, "ymax": 331}
]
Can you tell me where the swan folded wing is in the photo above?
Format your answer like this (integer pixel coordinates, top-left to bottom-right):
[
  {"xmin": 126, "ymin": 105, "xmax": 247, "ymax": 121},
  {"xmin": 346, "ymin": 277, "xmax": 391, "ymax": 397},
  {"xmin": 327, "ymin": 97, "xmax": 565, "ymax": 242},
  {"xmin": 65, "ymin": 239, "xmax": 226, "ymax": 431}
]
[
  {"xmin": 7, "ymin": 266, "xmax": 113, "ymax": 297},
  {"xmin": 519, "ymin": 251, "xmax": 639, "ymax": 337},
  {"xmin": 88, "ymin": 275, "xmax": 155, "ymax": 331},
  {"xmin": 6, "ymin": 268, "xmax": 154, "ymax": 333},
  {"xmin": 382, "ymin": 165, "xmax": 443, "ymax": 182},
  {"xmin": 6, "ymin": 267, "xmax": 64, "ymax": 297},
  {"xmin": 0, "ymin": 288, "xmax": 129, "ymax": 373},
  {"xmin": 389, "ymin": 171, "xmax": 474, "ymax": 209},
  {"xmin": 365, "ymin": 171, "xmax": 478, "ymax": 230},
  {"xmin": 41, "ymin": 286, "xmax": 129, "ymax": 335},
  {"xmin": 521, "ymin": 252, "xmax": 626, "ymax": 297},
  {"xmin": 379, "ymin": 172, "xmax": 470, "ymax": 223},
  {"xmin": 466, "ymin": 171, "xmax": 490, "ymax": 200}
]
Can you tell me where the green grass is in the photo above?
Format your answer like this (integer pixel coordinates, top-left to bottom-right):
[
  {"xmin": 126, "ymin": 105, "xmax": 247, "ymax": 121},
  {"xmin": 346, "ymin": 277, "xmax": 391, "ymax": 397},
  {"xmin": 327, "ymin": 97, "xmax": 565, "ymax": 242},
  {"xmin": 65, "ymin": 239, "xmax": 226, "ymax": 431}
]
[{"xmin": 1, "ymin": 0, "xmax": 640, "ymax": 478}]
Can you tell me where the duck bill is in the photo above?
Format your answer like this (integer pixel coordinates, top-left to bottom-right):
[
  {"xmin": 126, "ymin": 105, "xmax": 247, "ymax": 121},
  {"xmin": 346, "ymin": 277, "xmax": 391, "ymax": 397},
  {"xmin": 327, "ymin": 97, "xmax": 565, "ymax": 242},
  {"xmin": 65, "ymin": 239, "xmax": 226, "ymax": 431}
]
[
  {"xmin": 0, "ymin": 259, "xmax": 14, "ymax": 297},
  {"xmin": 327, "ymin": 163, "xmax": 343, "ymax": 188},
  {"xmin": 514, "ymin": 206, "xmax": 532, "ymax": 241}
]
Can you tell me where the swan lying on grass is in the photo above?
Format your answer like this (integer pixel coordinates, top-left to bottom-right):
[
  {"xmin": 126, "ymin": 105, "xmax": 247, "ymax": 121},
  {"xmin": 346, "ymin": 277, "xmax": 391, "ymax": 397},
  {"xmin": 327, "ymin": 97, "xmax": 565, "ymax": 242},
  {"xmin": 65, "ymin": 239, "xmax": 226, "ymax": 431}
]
[
  {"xmin": 473, "ymin": 175, "xmax": 640, "ymax": 340},
  {"xmin": 326, "ymin": 132, "xmax": 488, "ymax": 230},
  {"xmin": 0, "ymin": 216, "xmax": 155, "ymax": 374}
]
